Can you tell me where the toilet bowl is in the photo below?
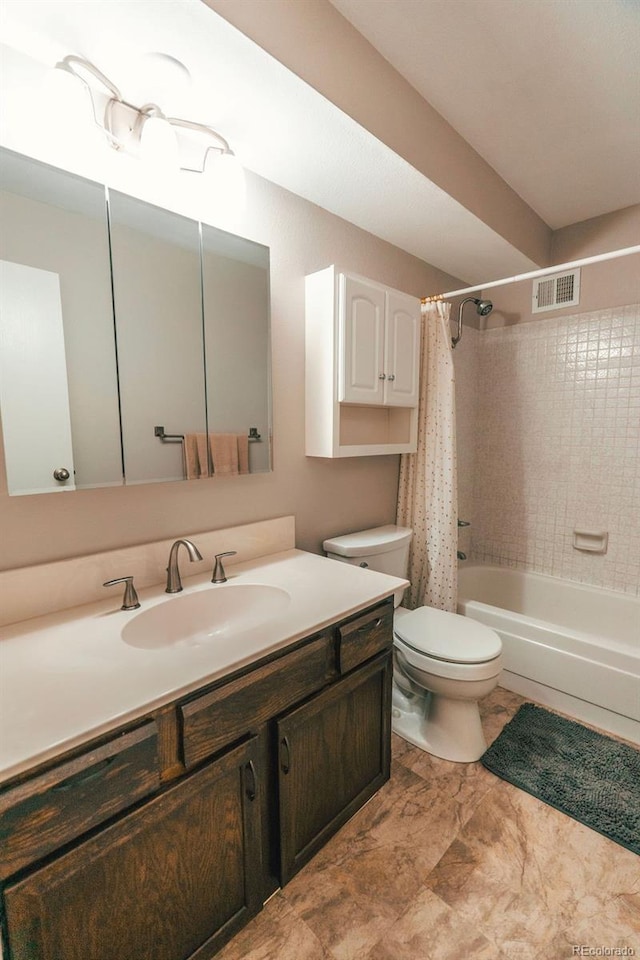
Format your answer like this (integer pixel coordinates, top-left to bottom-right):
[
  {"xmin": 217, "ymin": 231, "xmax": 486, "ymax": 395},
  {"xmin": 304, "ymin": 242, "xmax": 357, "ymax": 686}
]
[
  {"xmin": 391, "ymin": 605, "xmax": 502, "ymax": 762},
  {"xmin": 323, "ymin": 524, "xmax": 503, "ymax": 763}
]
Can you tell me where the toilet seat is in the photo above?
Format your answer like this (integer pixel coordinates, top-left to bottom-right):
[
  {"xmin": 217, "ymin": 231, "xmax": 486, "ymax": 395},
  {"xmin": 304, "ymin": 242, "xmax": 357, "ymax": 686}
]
[
  {"xmin": 394, "ymin": 606, "xmax": 502, "ymax": 664},
  {"xmin": 395, "ymin": 636, "xmax": 503, "ymax": 683}
]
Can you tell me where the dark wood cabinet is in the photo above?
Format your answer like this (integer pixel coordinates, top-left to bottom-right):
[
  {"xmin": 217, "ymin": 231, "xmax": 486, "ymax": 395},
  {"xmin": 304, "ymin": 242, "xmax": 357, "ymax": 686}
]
[
  {"xmin": 278, "ymin": 652, "xmax": 391, "ymax": 884},
  {"xmin": 3, "ymin": 738, "xmax": 262, "ymax": 960},
  {"xmin": 0, "ymin": 597, "xmax": 393, "ymax": 960}
]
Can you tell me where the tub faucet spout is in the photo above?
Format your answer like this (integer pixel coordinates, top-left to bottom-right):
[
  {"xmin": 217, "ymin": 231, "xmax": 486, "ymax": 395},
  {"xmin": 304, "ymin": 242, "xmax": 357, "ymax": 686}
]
[{"xmin": 166, "ymin": 539, "xmax": 203, "ymax": 593}]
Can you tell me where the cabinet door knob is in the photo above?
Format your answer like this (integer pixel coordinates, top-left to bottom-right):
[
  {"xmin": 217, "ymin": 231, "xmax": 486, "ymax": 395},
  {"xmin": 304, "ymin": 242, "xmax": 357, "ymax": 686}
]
[
  {"xmin": 378, "ymin": 373, "xmax": 386, "ymax": 380},
  {"xmin": 280, "ymin": 736, "xmax": 291, "ymax": 774},
  {"xmin": 53, "ymin": 467, "xmax": 71, "ymax": 481},
  {"xmin": 387, "ymin": 374, "xmax": 395, "ymax": 381}
]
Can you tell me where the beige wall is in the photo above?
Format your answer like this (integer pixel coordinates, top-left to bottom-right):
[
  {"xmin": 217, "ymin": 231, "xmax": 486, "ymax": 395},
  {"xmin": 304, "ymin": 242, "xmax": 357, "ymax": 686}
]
[
  {"xmin": 204, "ymin": 0, "xmax": 552, "ymax": 267},
  {"xmin": 0, "ymin": 169, "xmax": 463, "ymax": 570},
  {"xmin": 480, "ymin": 208, "xmax": 640, "ymax": 327},
  {"xmin": 551, "ymin": 204, "xmax": 640, "ymax": 263}
]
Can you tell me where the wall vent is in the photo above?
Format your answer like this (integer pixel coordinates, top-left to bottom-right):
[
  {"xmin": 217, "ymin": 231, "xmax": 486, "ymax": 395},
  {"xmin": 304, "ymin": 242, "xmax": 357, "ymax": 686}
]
[{"xmin": 532, "ymin": 268, "xmax": 580, "ymax": 313}]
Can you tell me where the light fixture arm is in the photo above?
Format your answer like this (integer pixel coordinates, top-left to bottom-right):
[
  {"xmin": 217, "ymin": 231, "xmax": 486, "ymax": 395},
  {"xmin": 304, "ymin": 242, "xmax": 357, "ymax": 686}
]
[
  {"xmin": 167, "ymin": 117, "xmax": 231, "ymax": 154},
  {"xmin": 56, "ymin": 55, "xmax": 125, "ymax": 149},
  {"xmin": 55, "ymin": 54, "xmax": 123, "ymax": 100},
  {"xmin": 53, "ymin": 54, "xmax": 238, "ymax": 176},
  {"xmin": 167, "ymin": 117, "xmax": 233, "ymax": 173}
]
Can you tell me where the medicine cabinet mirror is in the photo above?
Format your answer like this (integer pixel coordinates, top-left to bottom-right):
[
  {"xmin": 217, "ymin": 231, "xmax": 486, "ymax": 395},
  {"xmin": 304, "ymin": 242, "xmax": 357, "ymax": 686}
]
[{"xmin": 0, "ymin": 147, "xmax": 271, "ymax": 495}]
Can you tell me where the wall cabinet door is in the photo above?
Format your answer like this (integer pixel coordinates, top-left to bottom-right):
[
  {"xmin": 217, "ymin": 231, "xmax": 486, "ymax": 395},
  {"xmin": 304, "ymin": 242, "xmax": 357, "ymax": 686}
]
[
  {"xmin": 339, "ymin": 274, "xmax": 386, "ymax": 404},
  {"xmin": 3, "ymin": 738, "xmax": 262, "ymax": 960},
  {"xmin": 340, "ymin": 275, "xmax": 419, "ymax": 409},
  {"xmin": 277, "ymin": 653, "xmax": 391, "ymax": 884},
  {"xmin": 384, "ymin": 290, "xmax": 420, "ymax": 407}
]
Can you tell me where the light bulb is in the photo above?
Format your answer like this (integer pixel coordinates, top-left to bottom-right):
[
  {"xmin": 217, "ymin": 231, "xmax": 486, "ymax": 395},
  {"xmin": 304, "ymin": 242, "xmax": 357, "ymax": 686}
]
[
  {"xmin": 138, "ymin": 115, "xmax": 179, "ymax": 169},
  {"xmin": 206, "ymin": 150, "xmax": 246, "ymax": 213}
]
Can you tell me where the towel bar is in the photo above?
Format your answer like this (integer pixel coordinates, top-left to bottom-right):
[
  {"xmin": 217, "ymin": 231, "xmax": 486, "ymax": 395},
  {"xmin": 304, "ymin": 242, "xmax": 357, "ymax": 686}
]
[{"xmin": 154, "ymin": 425, "xmax": 262, "ymax": 442}]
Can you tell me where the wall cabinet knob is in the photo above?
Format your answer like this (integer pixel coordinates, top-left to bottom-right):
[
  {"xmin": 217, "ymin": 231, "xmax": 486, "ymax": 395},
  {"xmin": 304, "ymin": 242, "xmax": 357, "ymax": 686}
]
[
  {"xmin": 378, "ymin": 373, "xmax": 386, "ymax": 380},
  {"xmin": 53, "ymin": 467, "xmax": 70, "ymax": 482}
]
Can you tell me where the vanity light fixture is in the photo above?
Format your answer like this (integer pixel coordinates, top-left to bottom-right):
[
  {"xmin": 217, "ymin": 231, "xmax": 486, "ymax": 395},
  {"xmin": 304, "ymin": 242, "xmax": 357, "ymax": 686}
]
[{"xmin": 53, "ymin": 54, "xmax": 242, "ymax": 179}]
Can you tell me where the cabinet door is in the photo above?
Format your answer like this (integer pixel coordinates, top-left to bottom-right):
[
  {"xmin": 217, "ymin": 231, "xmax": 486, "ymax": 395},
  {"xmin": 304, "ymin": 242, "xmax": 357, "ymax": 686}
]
[
  {"xmin": 339, "ymin": 274, "xmax": 386, "ymax": 405},
  {"xmin": 384, "ymin": 291, "xmax": 420, "ymax": 407},
  {"xmin": 277, "ymin": 653, "xmax": 391, "ymax": 884},
  {"xmin": 3, "ymin": 738, "xmax": 262, "ymax": 960}
]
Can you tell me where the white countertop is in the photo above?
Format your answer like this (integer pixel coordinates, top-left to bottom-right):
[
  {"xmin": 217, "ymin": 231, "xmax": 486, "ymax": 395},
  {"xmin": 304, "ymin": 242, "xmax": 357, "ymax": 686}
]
[{"xmin": 0, "ymin": 549, "xmax": 407, "ymax": 785}]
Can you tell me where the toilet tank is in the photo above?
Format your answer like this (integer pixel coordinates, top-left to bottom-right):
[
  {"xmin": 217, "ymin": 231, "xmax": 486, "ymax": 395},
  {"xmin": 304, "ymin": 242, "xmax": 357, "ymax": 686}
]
[{"xmin": 323, "ymin": 525, "xmax": 412, "ymax": 606}]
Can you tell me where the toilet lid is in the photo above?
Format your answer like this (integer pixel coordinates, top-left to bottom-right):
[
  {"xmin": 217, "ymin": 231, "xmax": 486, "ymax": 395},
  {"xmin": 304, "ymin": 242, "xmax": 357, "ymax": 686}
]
[{"xmin": 394, "ymin": 606, "xmax": 502, "ymax": 663}]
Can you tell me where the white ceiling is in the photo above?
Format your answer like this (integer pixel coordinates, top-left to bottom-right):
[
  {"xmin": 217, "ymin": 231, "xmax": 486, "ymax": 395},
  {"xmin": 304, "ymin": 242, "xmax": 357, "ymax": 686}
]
[
  {"xmin": 330, "ymin": 0, "xmax": 640, "ymax": 229},
  {"xmin": 1, "ymin": 0, "xmax": 638, "ymax": 285}
]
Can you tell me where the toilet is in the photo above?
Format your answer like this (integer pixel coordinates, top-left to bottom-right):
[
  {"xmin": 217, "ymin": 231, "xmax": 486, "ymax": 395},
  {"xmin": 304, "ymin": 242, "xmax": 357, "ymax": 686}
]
[{"xmin": 323, "ymin": 524, "xmax": 503, "ymax": 763}]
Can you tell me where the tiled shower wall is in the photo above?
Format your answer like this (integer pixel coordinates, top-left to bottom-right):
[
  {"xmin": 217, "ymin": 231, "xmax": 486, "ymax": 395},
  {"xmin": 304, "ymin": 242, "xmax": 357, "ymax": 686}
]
[{"xmin": 455, "ymin": 304, "xmax": 640, "ymax": 595}]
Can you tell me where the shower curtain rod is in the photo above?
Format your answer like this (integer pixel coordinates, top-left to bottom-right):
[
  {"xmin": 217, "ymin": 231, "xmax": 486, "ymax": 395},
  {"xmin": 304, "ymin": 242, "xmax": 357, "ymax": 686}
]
[{"xmin": 421, "ymin": 244, "xmax": 640, "ymax": 303}]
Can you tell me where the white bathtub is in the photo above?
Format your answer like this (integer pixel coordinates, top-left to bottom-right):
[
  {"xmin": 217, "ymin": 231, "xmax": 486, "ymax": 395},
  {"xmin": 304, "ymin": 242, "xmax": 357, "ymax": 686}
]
[{"xmin": 457, "ymin": 563, "xmax": 640, "ymax": 744}]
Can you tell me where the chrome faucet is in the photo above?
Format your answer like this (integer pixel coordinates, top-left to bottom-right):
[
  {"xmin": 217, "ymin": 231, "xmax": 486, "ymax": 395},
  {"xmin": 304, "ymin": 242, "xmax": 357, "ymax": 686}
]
[
  {"xmin": 166, "ymin": 539, "xmax": 203, "ymax": 593},
  {"xmin": 212, "ymin": 551, "xmax": 237, "ymax": 584}
]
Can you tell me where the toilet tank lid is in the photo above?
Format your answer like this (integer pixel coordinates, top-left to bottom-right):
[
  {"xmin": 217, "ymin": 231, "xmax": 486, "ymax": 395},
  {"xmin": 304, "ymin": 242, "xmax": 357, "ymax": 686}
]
[{"xmin": 323, "ymin": 525, "xmax": 412, "ymax": 558}]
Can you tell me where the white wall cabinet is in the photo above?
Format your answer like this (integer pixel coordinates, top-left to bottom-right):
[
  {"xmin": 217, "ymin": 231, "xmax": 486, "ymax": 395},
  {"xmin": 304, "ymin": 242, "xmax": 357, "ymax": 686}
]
[
  {"xmin": 306, "ymin": 266, "xmax": 420, "ymax": 458},
  {"xmin": 340, "ymin": 274, "xmax": 419, "ymax": 408}
]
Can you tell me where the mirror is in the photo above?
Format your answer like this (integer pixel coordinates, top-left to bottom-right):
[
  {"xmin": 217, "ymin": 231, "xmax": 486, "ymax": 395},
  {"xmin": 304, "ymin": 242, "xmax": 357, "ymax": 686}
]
[
  {"xmin": 201, "ymin": 224, "xmax": 271, "ymax": 475},
  {"xmin": 0, "ymin": 147, "xmax": 272, "ymax": 495},
  {"xmin": 108, "ymin": 191, "xmax": 207, "ymax": 486},
  {"xmin": 0, "ymin": 149, "xmax": 121, "ymax": 494}
]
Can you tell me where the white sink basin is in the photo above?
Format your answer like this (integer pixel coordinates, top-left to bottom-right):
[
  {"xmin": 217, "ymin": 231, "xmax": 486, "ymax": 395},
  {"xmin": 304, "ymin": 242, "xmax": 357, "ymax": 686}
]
[{"xmin": 121, "ymin": 584, "xmax": 291, "ymax": 650}]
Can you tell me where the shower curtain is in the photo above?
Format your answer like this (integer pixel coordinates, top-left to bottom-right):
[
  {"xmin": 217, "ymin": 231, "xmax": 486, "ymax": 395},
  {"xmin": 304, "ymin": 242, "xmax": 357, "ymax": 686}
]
[{"xmin": 396, "ymin": 300, "xmax": 458, "ymax": 611}]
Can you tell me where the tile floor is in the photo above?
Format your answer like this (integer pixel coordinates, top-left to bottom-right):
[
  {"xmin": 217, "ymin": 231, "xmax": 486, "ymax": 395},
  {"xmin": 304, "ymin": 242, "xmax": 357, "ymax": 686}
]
[{"xmin": 217, "ymin": 687, "xmax": 640, "ymax": 960}]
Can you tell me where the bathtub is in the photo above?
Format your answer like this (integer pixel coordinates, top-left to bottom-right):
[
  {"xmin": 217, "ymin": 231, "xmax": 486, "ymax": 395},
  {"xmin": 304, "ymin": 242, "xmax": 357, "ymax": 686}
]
[{"xmin": 457, "ymin": 563, "xmax": 640, "ymax": 744}]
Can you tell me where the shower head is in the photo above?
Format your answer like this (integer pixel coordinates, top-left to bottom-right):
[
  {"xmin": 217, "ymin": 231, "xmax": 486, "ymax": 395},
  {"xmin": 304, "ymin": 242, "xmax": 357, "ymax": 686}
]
[
  {"xmin": 452, "ymin": 296, "xmax": 494, "ymax": 348},
  {"xmin": 475, "ymin": 298, "xmax": 493, "ymax": 317}
]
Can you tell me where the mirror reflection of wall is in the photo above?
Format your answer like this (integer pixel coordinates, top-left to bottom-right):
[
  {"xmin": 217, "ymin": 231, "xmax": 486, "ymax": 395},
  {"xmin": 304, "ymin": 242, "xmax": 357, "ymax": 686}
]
[
  {"xmin": 0, "ymin": 151, "xmax": 122, "ymax": 494},
  {"xmin": 201, "ymin": 225, "xmax": 271, "ymax": 474},
  {"xmin": 108, "ymin": 192, "xmax": 207, "ymax": 485},
  {"xmin": 0, "ymin": 147, "xmax": 272, "ymax": 495}
]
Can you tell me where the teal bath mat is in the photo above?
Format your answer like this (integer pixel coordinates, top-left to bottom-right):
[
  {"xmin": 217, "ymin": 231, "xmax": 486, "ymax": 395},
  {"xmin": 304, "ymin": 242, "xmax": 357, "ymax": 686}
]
[{"xmin": 481, "ymin": 703, "xmax": 640, "ymax": 856}]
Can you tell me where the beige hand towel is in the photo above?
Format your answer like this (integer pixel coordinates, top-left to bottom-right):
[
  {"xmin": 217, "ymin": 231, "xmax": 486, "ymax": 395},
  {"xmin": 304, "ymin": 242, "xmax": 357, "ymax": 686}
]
[
  {"xmin": 209, "ymin": 433, "xmax": 239, "ymax": 475},
  {"xmin": 183, "ymin": 434, "xmax": 199, "ymax": 479},
  {"xmin": 237, "ymin": 433, "xmax": 249, "ymax": 475},
  {"xmin": 196, "ymin": 433, "xmax": 210, "ymax": 478},
  {"xmin": 184, "ymin": 433, "xmax": 209, "ymax": 479}
]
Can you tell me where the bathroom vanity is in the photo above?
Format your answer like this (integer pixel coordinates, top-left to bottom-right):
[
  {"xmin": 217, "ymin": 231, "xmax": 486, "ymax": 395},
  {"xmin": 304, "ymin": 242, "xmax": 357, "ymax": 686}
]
[{"xmin": 0, "ymin": 546, "xmax": 404, "ymax": 960}]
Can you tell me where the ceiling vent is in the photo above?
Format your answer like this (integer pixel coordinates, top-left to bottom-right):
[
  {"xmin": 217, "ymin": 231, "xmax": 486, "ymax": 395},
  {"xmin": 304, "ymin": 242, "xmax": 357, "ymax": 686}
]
[{"xmin": 532, "ymin": 268, "xmax": 580, "ymax": 313}]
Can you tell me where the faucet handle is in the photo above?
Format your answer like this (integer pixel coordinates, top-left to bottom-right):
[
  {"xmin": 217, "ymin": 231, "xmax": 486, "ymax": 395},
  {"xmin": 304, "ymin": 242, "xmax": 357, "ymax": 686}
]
[
  {"xmin": 212, "ymin": 551, "xmax": 237, "ymax": 584},
  {"xmin": 104, "ymin": 576, "xmax": 140, "ymax": 611}
]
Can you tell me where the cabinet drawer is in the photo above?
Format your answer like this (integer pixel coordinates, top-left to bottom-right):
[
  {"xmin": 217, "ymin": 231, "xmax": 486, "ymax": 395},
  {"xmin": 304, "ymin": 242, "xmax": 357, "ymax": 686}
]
[
  {"xmin": 0, "ymin": 721, "xmax": 160, "ymax": 880},
  {"xmin": 180, "ymin": 632, "xmax": 335, "ymax": 769},
  {"xmin": 337, "ymin": 601, "xmax": 394, "ymax": 673}
]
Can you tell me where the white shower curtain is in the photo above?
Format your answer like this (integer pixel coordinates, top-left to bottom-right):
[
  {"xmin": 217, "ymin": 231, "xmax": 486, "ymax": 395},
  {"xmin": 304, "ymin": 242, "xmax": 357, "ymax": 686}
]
[{"xmin": 396, "ymin": 300, "xmax": 458, "ymax": 611}]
